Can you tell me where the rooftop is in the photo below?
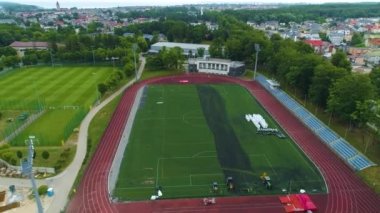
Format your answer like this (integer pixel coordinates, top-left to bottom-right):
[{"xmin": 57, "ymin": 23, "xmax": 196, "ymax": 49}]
[
  {"xmin": 151, "ymin": 42, "xmax": 209, "ymax": 50},
  {"xmin": 10, "ymin": 41, "xmax": 49, "ymax": 48}
]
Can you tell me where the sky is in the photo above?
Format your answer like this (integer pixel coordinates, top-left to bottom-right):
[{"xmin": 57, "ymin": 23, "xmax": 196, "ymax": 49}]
[{"xmin": 5, "ymin": 0, "xmax": 380, "ymax": 9}]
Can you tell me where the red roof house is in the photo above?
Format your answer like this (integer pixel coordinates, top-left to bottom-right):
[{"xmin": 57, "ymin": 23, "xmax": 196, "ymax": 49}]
[{"xmin": 304, "ymin": 39, "xmax": 323, "ymax": 54}]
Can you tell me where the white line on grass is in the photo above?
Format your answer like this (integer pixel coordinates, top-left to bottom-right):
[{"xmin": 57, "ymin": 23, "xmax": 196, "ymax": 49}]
[
  {"xmin": 158, "ymin": 155, "xmax": 217, "ymax": 160},
  {"xmin": 191, "ymin": 151, "xmax": 216, "ymax": 158},
  {"xmin": 263, "ymin": 154, "xmax": 279, "ymax": 176},
  {"xmin": 156, "ymin": 159, "xmax": 160, "ymax": 188},
  {"xmin": 118, "ymin": 183, "xmax": 213, "ymax": 190}
]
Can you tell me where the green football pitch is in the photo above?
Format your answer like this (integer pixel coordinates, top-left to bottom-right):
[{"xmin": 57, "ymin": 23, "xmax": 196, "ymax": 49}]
[
  {"xmin": 114, "ymin": 84, "xmax": 326, "ymax": 201},
  {"xmin": 0, "ymin": 66, "xmax": 113, "ymax": 146}
]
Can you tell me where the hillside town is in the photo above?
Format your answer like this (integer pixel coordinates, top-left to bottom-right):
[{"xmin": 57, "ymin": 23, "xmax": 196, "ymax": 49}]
[{"xmin": 0, "ymin": 2, "xmax": 379, "ymax": 73}]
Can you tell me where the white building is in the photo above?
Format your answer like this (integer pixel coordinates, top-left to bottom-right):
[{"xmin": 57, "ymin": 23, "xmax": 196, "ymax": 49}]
[
  {"xmin": 188, "ymin": 58, "xmax": 245, "ymax": 76},
  {"xmin": 149, "ymin": 42, "xmax": 210, "ymax": 57}
]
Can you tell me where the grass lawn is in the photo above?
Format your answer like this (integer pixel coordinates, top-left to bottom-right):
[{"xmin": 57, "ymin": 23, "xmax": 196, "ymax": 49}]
[
  {"xmin": 69, "ymin": 94, "xmax": 122, "ymax": 199},
  {"xmin": 141, "ymin": 69, "xmax": 184, "ymax": 81},
  {"xmin": 0, "ymin": 66, "xmax": 113, "ymax": 146},
  {"xmin": 114, "ymin": 84, "xmax": 326, "ymax": 201},
  {"xmin": 0, "ymin": 145, "xmax": 76, "ymax": 169}
]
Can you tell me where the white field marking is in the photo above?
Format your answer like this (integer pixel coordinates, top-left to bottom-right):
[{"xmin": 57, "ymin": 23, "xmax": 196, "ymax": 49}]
[
  {"xmin": 248, "ymin": 154, "xmax": 280, "ymax": 177},
  {"xmin": 156, "ymin": 159, "xmax": 160, "ymax": 187},
  {"xmin": 118, "ymin": 183, "xmax": 213, "ymax": 190},
  {"xmin": 288, "ymin": 179, "xmax": 324, "ymax": 184},
  {"xmin": 189, "ymin": 173, "xmax": 224, "ymax": 186},
  {"xmin": 164, "ymin": 141, "xmax": 212, "ymax": 146},
  {"xmin": 263, "ymin": 154, "xmax": 279, "ymax": 176},
  {"xmin": 156, "ymin": 156, "xmax": 219, "ymax": 187},
  {"xmin": 182, "ymin": 111, "xmax": 206, "ymax": 127},
  {"xmin": 158, "ymin": 155, "xmax": 217, "ymax": 160},
  {"xmin": 140, "ymin": 116, "xmax": 182, "ymax": 121},
  {"xmin": 191, "ymin": 151, "xmax": 216, "ymax": 158}
]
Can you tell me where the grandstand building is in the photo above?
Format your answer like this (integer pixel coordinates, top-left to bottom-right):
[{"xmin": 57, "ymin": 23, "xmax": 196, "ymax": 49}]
[
  {"xmin": 149, "ymin": 42, "xmax": 210, "ymax": 57},
  {"xmin": 188, "ymin": 58, "xmax": 245, "ymax": 76}
]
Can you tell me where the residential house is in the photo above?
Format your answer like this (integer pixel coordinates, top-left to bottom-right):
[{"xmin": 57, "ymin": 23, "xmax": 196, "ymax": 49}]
[
  {"xmin": 328, "ymin": 31, "xmax": 345, "ymax": 46},
  {"xmin": 9, "ymin": 41, "xmax": 49, "ymax": 57},
  {"xmin": 364, "ymin": 50, "xmax": 380, "ymax": 65},
  {"xmin": 304, "ymin": 39, "xmax": 323, "ymax": 54}
]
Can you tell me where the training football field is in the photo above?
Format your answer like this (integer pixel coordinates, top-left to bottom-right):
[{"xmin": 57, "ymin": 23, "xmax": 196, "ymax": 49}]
[
  {"xmin": 0, "ymin": 66, "xmax": 112, "ymax": 146},
  {"xmin": 114, "ymin": 84, "xmax": 326, "ymax": 201}
]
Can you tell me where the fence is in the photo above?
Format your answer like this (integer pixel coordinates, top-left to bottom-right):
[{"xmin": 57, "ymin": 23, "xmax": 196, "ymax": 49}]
[
  {"xmin": 256, "ymin": 74, "xmax": 376, "ymax": 171},
  {"xmin": 0, "ymin": 99, "xmax": 46, "ymax": 142}
]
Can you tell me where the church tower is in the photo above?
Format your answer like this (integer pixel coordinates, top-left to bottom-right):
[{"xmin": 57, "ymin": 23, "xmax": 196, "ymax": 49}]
[{"xmin": 56, "ymin": 1, "xmax": 60, "ymax": 10}]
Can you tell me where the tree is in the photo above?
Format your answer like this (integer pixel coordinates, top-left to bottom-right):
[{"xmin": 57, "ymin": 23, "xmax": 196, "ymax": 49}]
[
  {"xmin": 209, "ymin": 38, "xmax": 224, "ymax": 58},
  {"xmin": 351, "ymin": 32, "xmax": 364, "ymax": 47},
  {"xmin": 136, "ymin": 36, "xmax": 148, "ymax": 52},
  {"xmin": 124, "ymin": 61, "xmax": 134, "ymax": 77},
  {"xmin": 327, "ymin": 74, "xmax": 375, "ymax": 121},
  {"xmin": 0, "ymin": 46, "xmax": 17, "ymax": 56},
  {"xmin": 162, "ymin": 47, "xmax": 185, "ymax": 70},
  {"xmin": 87, "ymin": 21, "xmax": 103, "ymax": 33},
  {"xmin": 319, "ymin": 32, "xmax": 330, "ymax": 42},
  {"xmin": 2, "ymin": 56, "xmax": 20, "ymax": 67},
  {"xmin": 225, "ymin": 37, "xmax": 244, "ymax": 60},
  {"xmin": 38, "ymin": 185, "xmax": 48, "ymax": 196},
  {"xmin": 369, "ymin": 67, "xmax": 380, "ymax": 97},
  {"xmin": 308, "ymin": 62, "xmax": 348, "ymax": 108},
  {"xmin": 331, "ymin": 50, "xmax": 351, "ymax": 72},
  {"xmin": 0, "ymin": 31, "xmax": 14, "ymax": 46},
  {"xmin": 351, "ymin": 100, "xmax": 378, "ymax": 150},
  {"xmin": 197, "ymin": 48, "xmax": 205, "ymax": 58},
  {"xmin": 23, "ymin": 54, "xmax": 38, "ymax": 65},
  {"xmin": 97, "ymin": 83, "xmax": 108, "ymax": 95}
]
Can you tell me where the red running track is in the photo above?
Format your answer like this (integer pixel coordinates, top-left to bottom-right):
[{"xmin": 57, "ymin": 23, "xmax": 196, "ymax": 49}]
[{"xmin": 67, "ymin": 73, "xmax": 380, "ymax": 213}]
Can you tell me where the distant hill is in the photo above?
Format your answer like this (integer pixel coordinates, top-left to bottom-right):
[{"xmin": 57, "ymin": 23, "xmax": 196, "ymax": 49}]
[{"xmin": 0, "ymin": 1, "xmax": 40, "ymax": 12}]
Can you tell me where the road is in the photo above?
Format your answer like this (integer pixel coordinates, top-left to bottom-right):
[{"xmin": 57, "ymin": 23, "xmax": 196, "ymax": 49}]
[{"xmin": 0, "ymin": 56, "xmax": 146, "ymax": 213}]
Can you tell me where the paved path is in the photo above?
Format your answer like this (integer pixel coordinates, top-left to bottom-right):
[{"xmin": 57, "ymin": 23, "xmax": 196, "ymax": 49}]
[{"xmin": 0, "ymin": 56, "xmax": 145, "ymax": 213}]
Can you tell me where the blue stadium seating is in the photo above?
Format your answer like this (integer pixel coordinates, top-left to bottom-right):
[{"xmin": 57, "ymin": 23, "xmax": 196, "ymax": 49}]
[
  {"xmin": 349, "ymin": 155, "xmax": 375, "ymax": 171},
  {"xmin": 256, "ymin": 74, "xmax": 376, "ymax": 171},
  {"xmin": 331, "ymin": 140, "xmax": 357, "ymax": 159},
  {"xmin": 304, "ymin": 117, "xmax": 324, "ymax": 131},
  {"xmin": 294, "ymin": 108, "xmax": 311, "ymax": 120}
]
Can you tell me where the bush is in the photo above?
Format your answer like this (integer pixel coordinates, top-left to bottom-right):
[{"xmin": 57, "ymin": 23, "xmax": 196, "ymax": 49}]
[
  {"xmin": 10, "ymin": 158, "xmax": 17, "ymax": 165},
  {"xmin": 60, "ymin": 151, "xmax": 69, "ymax": 158},
  {"xmin": 16, "ymin": 150, "xmax": 23, "ymax": 159},
  {"xmin": 42, "ymin": 150, "xmax": 50, "ymax": 160},
  {"xmin": 97, "ymin": 83, "xmax": 108, "ymax": 95},
  {"xmin": 54, "ymin": 163, "xmax": 62, "ymax": 171},
  {"xmin": 0, "ymin": 143, "xmax": 10, "ymax": 150},
  {"xmin": 38, "ymin": 185, "xmax": 48, "ymax": 196},
  {"xmin": 0, "ymin": 111, "xmax": 2, "ymax": 120},
  {"xmin": 1, "ymin": 152, "xmax": 13, "ymax": 162}
]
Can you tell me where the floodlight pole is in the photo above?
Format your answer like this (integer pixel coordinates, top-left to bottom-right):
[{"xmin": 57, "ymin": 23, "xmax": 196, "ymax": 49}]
[
  {"xmin": 132, "ymin": 43, "xmax": 138, "ymax": 81},
  {"xmin": 253, "ymin": 43, "xmax": 260, "ymax": 80},
  {"xmin": 50, "ymin": 50, "xmax": 54, "ymax": 67},
  {"xmin": 23, "ymin": 136, "xmax": 43, "ymax": 213},
  {"xmin": 92, "ymin": 46, "xmax": 95, "ymax": 65}
]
